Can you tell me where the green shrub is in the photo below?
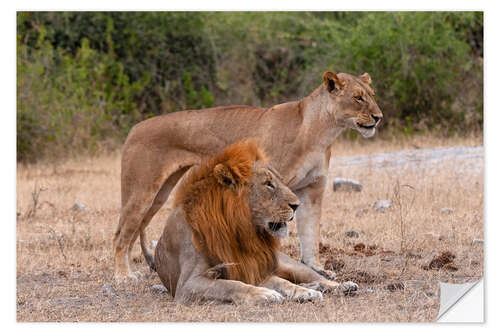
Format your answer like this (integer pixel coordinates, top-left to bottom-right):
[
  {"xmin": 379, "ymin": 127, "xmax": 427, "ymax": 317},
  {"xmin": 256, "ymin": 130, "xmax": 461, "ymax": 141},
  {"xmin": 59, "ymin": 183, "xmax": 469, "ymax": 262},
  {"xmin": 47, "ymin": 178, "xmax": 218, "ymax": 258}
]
[{"xmin": 17, "ymin": 34, "xmax": 147, "ymax": 162}]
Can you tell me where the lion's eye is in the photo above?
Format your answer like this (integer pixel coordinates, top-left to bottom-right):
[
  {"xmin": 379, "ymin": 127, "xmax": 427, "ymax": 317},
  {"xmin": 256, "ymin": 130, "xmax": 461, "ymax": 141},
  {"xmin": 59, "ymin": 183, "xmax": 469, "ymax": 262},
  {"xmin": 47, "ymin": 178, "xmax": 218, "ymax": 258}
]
[
  {"xmin": 355, "ymin": 95, "xmax": 364, "ymax": 102},
  {"xmin": 265, "ymin": 181, "xmax": 275, "ymax": 189}
]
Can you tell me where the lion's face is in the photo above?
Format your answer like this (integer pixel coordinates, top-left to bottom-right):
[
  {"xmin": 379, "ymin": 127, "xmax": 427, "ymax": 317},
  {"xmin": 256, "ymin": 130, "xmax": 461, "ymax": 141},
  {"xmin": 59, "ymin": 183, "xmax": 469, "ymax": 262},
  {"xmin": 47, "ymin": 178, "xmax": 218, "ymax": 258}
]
[
  {"xmin": 247, "ymin": 161, "xmax": 300, "ymax": 239},
  {"xmin": 322, "ymin": 71, "xmax": 383, "ymax": 138}
]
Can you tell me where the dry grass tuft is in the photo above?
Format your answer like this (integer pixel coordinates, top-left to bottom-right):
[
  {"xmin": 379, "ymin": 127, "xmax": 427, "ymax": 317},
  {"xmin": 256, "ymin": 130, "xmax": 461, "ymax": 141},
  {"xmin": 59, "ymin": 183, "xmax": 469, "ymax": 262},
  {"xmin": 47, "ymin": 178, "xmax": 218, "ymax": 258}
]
[{"xmin": 16, "ymin": 136, "xmax": 483, "ymax": 322}]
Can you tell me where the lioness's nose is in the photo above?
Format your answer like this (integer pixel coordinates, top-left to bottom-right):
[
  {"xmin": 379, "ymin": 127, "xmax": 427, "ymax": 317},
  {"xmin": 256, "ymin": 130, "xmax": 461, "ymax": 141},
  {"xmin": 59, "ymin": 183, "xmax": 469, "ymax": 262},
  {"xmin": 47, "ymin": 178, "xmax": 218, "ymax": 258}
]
[
  {"xmin": 371, "ymin": 114, "xmax": 382, "ymax": 124},
  {"xmin": 289, "ymin": 203, "xmax": 299, "ymax": 212}
]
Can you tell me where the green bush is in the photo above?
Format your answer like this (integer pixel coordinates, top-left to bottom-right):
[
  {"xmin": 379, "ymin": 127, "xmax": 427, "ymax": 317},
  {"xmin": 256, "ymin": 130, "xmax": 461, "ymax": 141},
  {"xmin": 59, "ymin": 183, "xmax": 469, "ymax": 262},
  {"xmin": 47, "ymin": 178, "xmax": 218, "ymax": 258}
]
[
  {"xmin": 17, "ymin": 12, "xmax": 483, "ymax": 161},
  {"xmin": 17, "ymin": 33, "xmax": 146, "ymax": 161}
]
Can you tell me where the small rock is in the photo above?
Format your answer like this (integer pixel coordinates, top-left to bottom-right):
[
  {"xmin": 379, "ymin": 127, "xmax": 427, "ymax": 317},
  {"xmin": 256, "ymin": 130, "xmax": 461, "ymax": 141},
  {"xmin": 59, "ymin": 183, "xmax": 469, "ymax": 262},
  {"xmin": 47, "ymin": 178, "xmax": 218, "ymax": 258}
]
[
  {"xmin": 425, "ymin": 291, "xmax": 435, "ymax": 297},
  {"xmin": 101, "ymin": 283, "xmax": 116, "ymax": 295},
  {"xmin": 354, "ymin": 243, "xmax": 366, "ymax": 252},
  {"xmin": 152, "ymin": 284, "xmax": 168, "ymax": 294},
  {"xmin": 441, "ymin": 208, "xmax": 453, "ymax": 214},
  {"xmin": 151, "ymin": 240, "xmax": 158, "ymax": 248},
  {"xmin": 71, "ymin": 202, "xmax": 88, "ymax": 212},
  {"xmin": 333, "ymin": 178, "xmax": 363, "ymax": 192},
  {"xmin": 472, "ymin": 238, "xmax": 484, "ymax": 244},
  {"xmin": 373, "ymin": 200, "xmax": 392, "ymax": 211},
  {"xmin": 381, "ymin": 258, "xmax": 392, "ymax": 262},
  {"xmin": 425, "ymin": 251, "xmax": 456, "ymax": 270},
  {"xmin": 344, "ymin": 230, "xmax": 359, "ymax": 238}
]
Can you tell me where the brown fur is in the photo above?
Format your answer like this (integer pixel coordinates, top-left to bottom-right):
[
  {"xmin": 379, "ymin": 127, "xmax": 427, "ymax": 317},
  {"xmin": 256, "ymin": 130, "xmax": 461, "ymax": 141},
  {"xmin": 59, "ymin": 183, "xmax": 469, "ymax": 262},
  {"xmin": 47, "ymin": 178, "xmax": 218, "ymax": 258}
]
[{"xmin": 175, "ymin": 140, "xmax": 278, "ymax": 285}]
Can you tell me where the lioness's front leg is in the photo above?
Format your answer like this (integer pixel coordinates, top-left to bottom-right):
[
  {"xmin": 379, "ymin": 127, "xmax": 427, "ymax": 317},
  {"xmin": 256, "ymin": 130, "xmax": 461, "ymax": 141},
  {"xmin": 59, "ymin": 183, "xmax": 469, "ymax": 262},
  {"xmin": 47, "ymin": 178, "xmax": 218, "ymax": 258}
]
[
  {"xmin": 294, "ymin": 176, "xmax": 335, "ymax": 279},
  {"xmin": 261, "ymin": 275, "xmax": 322, "ymax": 302},
  {"xmin": 177, "ymin": 276, "xmax": 284, "ymax": 305}
]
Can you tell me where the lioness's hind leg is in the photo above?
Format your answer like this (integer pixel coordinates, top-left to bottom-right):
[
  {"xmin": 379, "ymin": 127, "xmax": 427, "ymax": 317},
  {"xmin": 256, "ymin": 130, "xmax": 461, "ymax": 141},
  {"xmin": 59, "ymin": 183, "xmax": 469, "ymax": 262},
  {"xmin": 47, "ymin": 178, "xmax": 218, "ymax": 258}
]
[{"xmin": 114, "ymin": 202, "xmax": 153, "ymax": 282}]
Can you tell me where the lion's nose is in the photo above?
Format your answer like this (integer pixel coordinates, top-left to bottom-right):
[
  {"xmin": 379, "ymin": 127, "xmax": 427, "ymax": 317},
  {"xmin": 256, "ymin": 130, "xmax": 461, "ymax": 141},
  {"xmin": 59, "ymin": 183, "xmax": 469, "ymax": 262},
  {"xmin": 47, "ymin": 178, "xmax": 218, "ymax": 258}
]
[
  {"xmin": 289, "ymin": 203, "xmax": 299, "ymax": 212},
  {"xmin": 371, "ymin": 114, "xmax": 382, "ymax": 124}
]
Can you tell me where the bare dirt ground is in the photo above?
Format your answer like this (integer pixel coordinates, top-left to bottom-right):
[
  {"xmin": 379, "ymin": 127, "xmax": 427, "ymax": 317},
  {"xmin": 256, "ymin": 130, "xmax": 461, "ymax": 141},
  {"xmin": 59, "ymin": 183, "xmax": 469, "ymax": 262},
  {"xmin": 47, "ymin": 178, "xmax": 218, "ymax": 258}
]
[{"xmin": 16, "ymin": 137, "xmax": 483, "ymax": 322}]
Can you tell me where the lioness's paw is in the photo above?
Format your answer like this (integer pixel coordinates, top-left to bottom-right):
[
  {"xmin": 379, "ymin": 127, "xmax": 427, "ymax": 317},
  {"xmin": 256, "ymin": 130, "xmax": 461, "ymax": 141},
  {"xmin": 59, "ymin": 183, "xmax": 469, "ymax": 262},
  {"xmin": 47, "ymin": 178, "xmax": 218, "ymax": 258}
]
[
  {"xmin": 114, "ymin": 272, "xmax": 139, "ymax": 284},
  {"xmin": 339, "ymin": 281, "xmax": 359, "ymax": 295},
  {"xmin": 293, "ymin": 288, "xmax": 323, "ymax": 303}
]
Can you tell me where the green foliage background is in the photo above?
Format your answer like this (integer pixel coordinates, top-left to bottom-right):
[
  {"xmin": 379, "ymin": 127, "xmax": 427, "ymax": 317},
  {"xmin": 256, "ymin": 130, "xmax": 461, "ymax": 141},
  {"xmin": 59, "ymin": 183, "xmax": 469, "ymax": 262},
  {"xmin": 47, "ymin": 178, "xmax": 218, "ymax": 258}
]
[{"xmin": 17, "ymin": 12, "xmax": 483, "ymax": 162}]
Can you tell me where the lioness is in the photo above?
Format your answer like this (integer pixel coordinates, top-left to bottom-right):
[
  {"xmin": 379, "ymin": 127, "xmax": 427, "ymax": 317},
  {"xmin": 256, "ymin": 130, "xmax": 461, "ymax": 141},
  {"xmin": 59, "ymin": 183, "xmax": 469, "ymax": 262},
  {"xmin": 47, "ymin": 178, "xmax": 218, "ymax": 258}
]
[
  {"xmin": 153, "ymin": 140, "xmax": 357, "ymax": 304},
  {"xmin": 113, "ymin": 70, "xmax": 383, "ymax": 281}
]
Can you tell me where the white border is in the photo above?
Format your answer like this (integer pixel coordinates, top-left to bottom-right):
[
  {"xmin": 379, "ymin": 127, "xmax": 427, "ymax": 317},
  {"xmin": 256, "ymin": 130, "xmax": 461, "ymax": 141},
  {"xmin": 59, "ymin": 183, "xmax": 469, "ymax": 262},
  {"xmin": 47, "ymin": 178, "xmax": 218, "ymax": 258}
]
[{"xmin": 4, "ymin": 0, "xmax": 499, "ymax": 331}]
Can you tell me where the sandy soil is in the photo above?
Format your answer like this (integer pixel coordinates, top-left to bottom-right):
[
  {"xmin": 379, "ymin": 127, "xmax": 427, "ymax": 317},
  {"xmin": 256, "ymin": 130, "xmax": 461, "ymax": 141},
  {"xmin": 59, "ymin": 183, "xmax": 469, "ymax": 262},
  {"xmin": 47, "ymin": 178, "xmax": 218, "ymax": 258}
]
[{"xmin": 16, "ymin": 141, "xmax": 483, "ymax": 322}]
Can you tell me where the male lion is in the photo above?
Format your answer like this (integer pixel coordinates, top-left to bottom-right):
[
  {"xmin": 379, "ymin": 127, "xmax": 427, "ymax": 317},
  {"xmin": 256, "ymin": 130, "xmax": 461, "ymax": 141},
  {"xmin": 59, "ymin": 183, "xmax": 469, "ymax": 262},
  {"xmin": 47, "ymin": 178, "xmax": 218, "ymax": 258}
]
[
  {"xmin": 152, "ymin": 140, "xmax": 358, "ymax": 304},
  {"xmin": 113, "ymin": 70, "xmax": 383, "ymax": 281}
]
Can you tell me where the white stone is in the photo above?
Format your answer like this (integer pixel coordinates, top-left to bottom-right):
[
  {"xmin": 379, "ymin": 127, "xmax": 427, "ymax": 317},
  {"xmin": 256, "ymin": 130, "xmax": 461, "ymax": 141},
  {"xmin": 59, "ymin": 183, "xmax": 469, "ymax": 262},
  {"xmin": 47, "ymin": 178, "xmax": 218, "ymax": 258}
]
[
  {"xmin": 71, "ymin": 202, "xmax": 88, "ymax": 211},
  {"xmin": 441, "ymin": 208, "xmax": 453, "ymax": 214},
  {"xmin": 373, "ymin": 200, "xmax": 392, "ymax": 211},
  {"xmin": 333, "ymin": 178, "xmax": 363, "ymax": 192}
]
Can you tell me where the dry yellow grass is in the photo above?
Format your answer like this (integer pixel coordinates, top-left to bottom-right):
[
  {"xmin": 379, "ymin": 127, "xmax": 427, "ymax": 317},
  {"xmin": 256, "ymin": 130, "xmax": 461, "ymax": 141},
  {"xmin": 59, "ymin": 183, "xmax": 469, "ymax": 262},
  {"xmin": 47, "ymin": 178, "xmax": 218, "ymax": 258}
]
[{"xmin": 16, "ymin": 135, "xmax": 483, "ymax": 322}]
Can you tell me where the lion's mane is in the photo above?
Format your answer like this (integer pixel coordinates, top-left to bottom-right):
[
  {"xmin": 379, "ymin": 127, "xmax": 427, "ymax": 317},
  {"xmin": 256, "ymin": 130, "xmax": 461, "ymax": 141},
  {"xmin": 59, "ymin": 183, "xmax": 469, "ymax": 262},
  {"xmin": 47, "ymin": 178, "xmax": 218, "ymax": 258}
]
[{"xmin": 174, "ymin": 140, "xmax": 279, "ymax": 285}]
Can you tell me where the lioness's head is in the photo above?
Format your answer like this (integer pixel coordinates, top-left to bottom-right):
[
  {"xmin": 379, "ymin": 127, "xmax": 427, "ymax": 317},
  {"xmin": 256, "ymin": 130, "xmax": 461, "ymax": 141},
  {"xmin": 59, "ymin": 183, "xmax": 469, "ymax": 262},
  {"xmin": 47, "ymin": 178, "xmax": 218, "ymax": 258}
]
[
  {"xmin": 322, "ymin": 71, "xmax": 383, "ymax": 138},
  {"xmin": 211, "ymin": 144, "xmax": 300, "ymax": 240}
]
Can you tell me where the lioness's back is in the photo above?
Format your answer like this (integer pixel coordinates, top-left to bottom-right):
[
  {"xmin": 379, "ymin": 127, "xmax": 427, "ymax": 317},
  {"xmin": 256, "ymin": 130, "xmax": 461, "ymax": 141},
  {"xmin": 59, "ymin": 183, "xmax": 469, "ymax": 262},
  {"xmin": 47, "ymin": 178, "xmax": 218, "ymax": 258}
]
[{"xmin": 124, "ymin": 105, "xmax": 269, "ymax": 152}]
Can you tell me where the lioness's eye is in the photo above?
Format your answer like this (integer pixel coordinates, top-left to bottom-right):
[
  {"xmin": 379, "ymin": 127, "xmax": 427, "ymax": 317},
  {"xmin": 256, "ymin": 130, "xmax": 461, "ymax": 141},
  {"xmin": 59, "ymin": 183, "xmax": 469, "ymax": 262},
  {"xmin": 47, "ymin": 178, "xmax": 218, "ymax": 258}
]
[
  {"xmin": 355, "ymin": 95, "xmax": 364, "ymax": 102},
  {"xmin": 265, "ymin": 181, "xmax": 275, "ymax": 189}
]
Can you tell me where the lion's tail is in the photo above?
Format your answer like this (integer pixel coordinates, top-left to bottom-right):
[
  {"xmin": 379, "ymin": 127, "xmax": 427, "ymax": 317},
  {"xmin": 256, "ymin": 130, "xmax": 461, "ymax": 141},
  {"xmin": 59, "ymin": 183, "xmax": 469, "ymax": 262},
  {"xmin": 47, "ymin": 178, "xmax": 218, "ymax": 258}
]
[{"xmin": 140, "ymin": 229, "xmax": 157, "ymax": 272}]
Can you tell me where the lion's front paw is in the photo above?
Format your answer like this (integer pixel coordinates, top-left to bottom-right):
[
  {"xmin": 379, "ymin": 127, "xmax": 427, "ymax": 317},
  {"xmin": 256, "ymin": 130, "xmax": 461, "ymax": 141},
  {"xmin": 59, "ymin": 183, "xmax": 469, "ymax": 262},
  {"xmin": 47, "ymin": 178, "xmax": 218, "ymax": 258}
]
[
  {"xmin": 248, "ymin": 287, "xmax": 285, "ymax": 305},
  {"xmin": 293, "ymin": 287, "xmax": 323, "ymax": 303}
]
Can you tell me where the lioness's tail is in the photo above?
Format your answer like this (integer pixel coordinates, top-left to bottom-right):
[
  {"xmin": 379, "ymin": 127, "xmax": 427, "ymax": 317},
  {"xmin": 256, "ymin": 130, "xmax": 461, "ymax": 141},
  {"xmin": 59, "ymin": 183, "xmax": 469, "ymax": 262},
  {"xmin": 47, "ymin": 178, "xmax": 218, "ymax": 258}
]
[{"xmin": 140, "ymin": 230, "xmax": 157, "ymax": 272}]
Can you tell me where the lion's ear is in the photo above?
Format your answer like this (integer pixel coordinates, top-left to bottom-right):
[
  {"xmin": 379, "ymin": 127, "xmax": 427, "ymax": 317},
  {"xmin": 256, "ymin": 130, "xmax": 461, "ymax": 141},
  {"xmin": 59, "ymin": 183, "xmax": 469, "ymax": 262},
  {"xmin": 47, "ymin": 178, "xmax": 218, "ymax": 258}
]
[
  {"xmin": 360, "ymin": 72, "xmax": 372, "ymax": 85},
  {"xmin": 214, "ymin": 163, "xmax": 237, "ymax": 189},
  {"xmin": 323, "ymin": 71, "xmax": 344, "ymax": 93}
]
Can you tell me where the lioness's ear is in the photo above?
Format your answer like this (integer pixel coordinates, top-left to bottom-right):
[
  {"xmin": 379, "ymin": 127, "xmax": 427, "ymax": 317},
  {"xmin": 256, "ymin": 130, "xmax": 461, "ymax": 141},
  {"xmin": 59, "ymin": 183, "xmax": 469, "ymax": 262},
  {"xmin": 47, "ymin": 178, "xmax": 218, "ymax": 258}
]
[
  {"xmin": 360, "ymin": 72, "xmax": 372, "ymax": 85},
  {"xmin": 214, "ymin": 163, "xmax": 237, "ymax": 188},
  {"xmin": 323, "ymin": 71, "xmax": 344, "ymax": 93}
]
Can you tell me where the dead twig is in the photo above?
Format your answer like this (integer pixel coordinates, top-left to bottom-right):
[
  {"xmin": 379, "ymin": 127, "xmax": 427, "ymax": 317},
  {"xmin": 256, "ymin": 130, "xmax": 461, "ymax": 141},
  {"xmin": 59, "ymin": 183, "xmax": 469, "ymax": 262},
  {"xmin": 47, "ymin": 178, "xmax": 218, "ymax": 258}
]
[
  {"xmin": 48, "ymin": 227, "xmax": 67, "ymax": 263},
  {"xmin": 27, "ymin": 183, "xmax": 47, "ymax": 219},
  {"xmin": 392, "ymin": 180, "xmax": 416, "ymax": 277}
]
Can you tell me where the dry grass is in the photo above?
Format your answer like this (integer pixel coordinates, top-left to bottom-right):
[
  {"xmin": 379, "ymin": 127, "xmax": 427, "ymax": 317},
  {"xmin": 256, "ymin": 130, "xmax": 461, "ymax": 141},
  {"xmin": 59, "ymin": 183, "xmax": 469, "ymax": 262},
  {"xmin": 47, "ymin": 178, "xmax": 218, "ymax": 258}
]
[{"xmin": 16, "ymin": 135, "xmax": 483, "ymax": 322}]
